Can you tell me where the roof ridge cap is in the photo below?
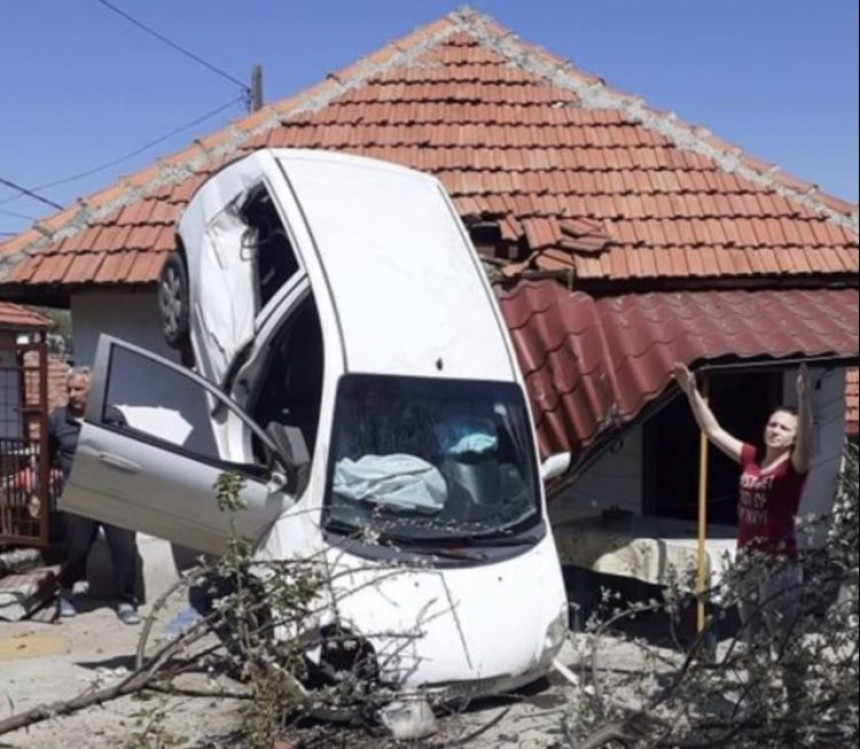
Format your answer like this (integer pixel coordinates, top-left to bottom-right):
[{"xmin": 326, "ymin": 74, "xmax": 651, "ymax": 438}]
[{"xmin": 455, "ymin": 10, "xmax": 859, "ymax": 235}]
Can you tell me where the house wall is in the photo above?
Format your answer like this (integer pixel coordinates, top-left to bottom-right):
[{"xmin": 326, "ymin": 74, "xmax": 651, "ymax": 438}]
[
  {"xmin": 550, "ymin": 366, "xmax": 847, "ymax": 550},
  {"xmin": 71, "ymin": 290, "xmax": 174, "ymax": 368},
  {"xmin": 787, "ymin": 367, "xmax": 847, "ymax": 549},
  {"xmin": 548, "ymin": 424, "xmax": 643, "ymax": 525}
]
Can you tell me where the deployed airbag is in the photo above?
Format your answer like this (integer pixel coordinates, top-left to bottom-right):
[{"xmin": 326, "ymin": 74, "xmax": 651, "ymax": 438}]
[{"xmin": 333, "ymin": 454, "xmax": 446, "ymax": 513}]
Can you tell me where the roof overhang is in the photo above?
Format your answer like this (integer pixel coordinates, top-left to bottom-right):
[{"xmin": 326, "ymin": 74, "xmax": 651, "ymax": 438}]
[
  {"xmin": 0, "ymin": 301, "xmax": 51, "ymax": 331},
  {"xmin": 500, "ymin": 282, "xmax": 859, "ymax": 465}
]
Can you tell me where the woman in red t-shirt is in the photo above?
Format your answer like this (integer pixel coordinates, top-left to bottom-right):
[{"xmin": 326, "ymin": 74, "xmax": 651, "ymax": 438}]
[{"xmin": 672, "ymin": 362, "xmax": 813, "ymax": 645}]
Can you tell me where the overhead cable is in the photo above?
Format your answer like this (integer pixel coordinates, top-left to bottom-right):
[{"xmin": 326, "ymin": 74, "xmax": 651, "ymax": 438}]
[
  {"xmin": 0, "ymin": 95, "xmax": 245, "ymax": 211},
  {"xmin": 0, "ymin": 207, "xmax": 41, "ymax": 221},
  {"xmin": 0, "ymin": 177, "xmax": 63, "ymax": 210},
  {"xmin": 33, "ymin": 95, "xmax": 246, "ymax": 193},
  {"xmin": 93, "ymin": 0, "xmax": 250, "ymax": 95}
]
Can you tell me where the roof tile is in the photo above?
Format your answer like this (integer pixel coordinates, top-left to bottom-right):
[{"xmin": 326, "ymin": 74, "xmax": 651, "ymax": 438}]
[
  {"xmin": 2, "ymin": 9, "xmax": 856, "ymax": 295},
  {"xmin": 501, "ymin": 284, "xmax": 859, "ymax": 457},
  {"xmin": 0, "ymin": 302, "xmax": 51, "ymax": 329},
  {"xmin": 7, "ymin": 255, "xmax": 39, "ymax": 282},
  {"xmin": 41, "ymin": 253, "xmax": 75, "ymax": 284},
  {"xmin": 64, "ymin": 254, "xmax": 103, "ymax": 284}
]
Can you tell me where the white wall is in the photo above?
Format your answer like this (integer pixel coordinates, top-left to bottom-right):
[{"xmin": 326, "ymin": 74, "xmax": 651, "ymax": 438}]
[
  {"xmin": 548, "ymin": 423, "xmax": 642, "ymax": 525},
  {"xmin": 71, "ymin": 290, "xmax": 176, "ymax": 367},
  {"xmin": 786, "ymin": 367, "xmax": 847, "ymax": 549}
]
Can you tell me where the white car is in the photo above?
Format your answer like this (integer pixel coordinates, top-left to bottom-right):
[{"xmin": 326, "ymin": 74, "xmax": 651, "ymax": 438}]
[{"xmin": 62, "ymin": 149, "xmax": 570, "ymax": 700}]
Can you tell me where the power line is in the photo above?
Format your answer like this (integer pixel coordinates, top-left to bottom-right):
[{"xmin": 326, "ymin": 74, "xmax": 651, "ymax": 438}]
[
  {"xmin": 33, "ymin": 95, "xmax": 246, "ymax": 193},
  {"xmin": 0, "ymin": 177, "xmax": 63, "ymax": 210},
  {"xmin": 93, "ymin": 0, "xmax": 251, "ymax": 97},
  {"xmin": 0, "ymin": 207, "xmax": 41, "ymax": 221},
  {"xmin": 0, "ymin": 95, "xmax": 244, "ymax": 211}
]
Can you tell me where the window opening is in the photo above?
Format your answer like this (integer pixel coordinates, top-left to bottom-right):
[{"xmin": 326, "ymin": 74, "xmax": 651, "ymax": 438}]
[
  {"xmin": 104, "ymin": 345, "xmax": 271, "ymax": 473},
  {"xmin": 643, "ymin": 370, "xmax": 781, "ymax": 525},
  {"xmin": 240, "ymin": 184, "xmax": 300, "ymax": 311},
  {"xmin": 247, "ymin": 296, "xmax": 324, "ymax": 474}
]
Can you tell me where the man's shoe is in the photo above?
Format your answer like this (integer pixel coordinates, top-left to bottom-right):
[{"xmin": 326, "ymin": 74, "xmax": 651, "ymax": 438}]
[
  {"xmin": 57, "ymin": 593, "xmax": 77, "ymax": 618},
  {"xmin": 117, "ymin": 603, "xmax": 141, "ymax": 625}
]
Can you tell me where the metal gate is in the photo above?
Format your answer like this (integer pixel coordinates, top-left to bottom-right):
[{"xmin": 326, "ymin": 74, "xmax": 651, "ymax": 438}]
[{"xmin": 0, "ymin": 339, "xmax": 51, "ymax": 547}]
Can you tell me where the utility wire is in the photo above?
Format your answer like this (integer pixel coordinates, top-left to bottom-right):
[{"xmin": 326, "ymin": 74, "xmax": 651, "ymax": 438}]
[
  {"xmin": 0, "ymin": 207, "xmax": 41, "ymax": 221},
  {"xmin": 0, "ymin": 177, "xmax": 63, "ymax": 210},
  {"xmin": 93, "ymin": 0, "xmax": 250, "ymax": 96},
  {"xmin": 0, "ymin": 94, "xmax": 244, "ymax": 212},
  {"xmin": 32, "ymin": 95, "xmax": 246, "ymax": 193}
]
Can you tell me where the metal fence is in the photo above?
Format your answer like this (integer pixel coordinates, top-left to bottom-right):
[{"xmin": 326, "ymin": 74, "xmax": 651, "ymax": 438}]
[{"xmin": 0, "ymin": 340, "xmax": 51, "ymax": 547}]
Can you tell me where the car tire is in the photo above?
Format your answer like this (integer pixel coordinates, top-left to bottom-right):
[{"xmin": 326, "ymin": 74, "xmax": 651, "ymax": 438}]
[{"xmin": 158, "ymin": 252, "xmax": 190, "ymax": 349}]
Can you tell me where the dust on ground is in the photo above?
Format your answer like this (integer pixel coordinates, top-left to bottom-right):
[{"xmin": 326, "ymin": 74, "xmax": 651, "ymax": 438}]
[{"xmin": 0, "ymin": 596, "xmax": 657, "ymax": 748}]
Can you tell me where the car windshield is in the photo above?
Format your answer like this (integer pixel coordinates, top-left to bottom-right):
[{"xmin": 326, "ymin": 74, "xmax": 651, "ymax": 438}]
[{"xmin": 324, "ymin": 374, "xmax": 541, "ymax": 545}]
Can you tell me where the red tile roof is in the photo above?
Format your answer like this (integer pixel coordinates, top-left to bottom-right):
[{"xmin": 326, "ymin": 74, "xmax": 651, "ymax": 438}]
[
  {"xmin": 501, "ymin": 284, "xmax": 859, "ymax": 459},
  {"xmin": 0, "ymin": 302, "xmax": 50, "ymax": 330},
  {"xmin": 1, "ymin": 10, "xmax": 856, "ymax": 289},
  {"xmin": 0, "ymin": 8, "xmax": 856, "ymax": 436}
]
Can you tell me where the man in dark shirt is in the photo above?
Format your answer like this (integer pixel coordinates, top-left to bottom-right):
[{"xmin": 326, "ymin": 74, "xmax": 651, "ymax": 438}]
[{"xmin": 49, "ymin": 367, "xmax": 141, "ymax": 625}]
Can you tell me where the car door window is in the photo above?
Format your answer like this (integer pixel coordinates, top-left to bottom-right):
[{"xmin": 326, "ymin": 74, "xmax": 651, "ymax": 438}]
[
  {"xmin": 62, "ymin": 336, "xmax": 293, "ymax": 555},
  {"xmin": 99, "ymin": 340, "xmax": 277, "ymax": 476},
  {"xmin": 246, "ymin": 296, "xmax": 324, "ymax": 471},
  {"xmin": 238, "ymin": 183, "xmax": 302, "ymax": 312}
]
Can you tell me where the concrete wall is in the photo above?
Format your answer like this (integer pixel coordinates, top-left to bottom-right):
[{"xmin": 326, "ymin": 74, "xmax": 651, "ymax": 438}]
[
  {"xmin": 790, "ymin": 367, "xmax": 847, "ymax": 548},
  {"xmin": 71, "ymin": 290, "xmax": 176, "ymax": 368}
]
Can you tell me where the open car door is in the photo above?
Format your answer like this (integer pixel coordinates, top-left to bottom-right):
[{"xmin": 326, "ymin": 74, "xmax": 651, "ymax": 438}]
[{"xmin": 60, "ymin": 336, "xmax": 292, "ymax": 556}]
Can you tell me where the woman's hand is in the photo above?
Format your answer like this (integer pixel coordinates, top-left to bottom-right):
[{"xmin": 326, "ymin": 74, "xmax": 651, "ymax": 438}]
[{"xmin": 672, "ymin": 362, "xmax": 696, "ymax": 396}]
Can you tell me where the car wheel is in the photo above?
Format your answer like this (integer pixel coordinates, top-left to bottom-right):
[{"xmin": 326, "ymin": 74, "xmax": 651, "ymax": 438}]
[{"xmin": 158, "ymin": 252, "xmax": 190, "ymax": 349}]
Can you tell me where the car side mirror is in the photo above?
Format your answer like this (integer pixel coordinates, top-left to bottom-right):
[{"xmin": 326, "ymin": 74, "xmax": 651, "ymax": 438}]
[{"xmin": 541, "ymin": 452, "xmax": 571, "ymax": 482}]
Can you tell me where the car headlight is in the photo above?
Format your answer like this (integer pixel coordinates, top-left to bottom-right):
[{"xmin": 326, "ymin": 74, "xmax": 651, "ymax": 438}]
[{"xmin": 544, "ymin": 606, "xmax": 568, "ymax": 652}]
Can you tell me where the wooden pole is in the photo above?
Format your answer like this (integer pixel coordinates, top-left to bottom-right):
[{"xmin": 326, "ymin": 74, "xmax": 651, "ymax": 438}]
[
  {"xmin": 696, "ymin": 376, "xmax": 710, "ymax": 633},
  {"xmin": 250, "ymin": 64, "xmax": 263, "ymax": 112}
]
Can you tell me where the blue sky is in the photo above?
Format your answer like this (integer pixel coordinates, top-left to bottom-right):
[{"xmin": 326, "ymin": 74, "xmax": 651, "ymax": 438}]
[{"xmin": 1, "ymin": 0, "xmax": 857, "ymax": 238}]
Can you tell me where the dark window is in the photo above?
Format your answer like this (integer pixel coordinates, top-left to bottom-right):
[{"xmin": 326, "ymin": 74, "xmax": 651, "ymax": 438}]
[
  {"xmin": 643, "ymin": 370, "xmax": 782, "ymax": 525},
  {"xmin": 247, "ymin": 296, "xmax": 324, "ymax": 469},
  {"xmin": 240, "ymin": 184, "xmax": 300, "ymax": 310}
]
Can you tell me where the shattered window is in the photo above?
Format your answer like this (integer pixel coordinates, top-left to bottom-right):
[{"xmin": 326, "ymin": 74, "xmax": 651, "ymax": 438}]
[
  {"xmin": 240, "ymin": 184, "xmax": 301, "ymax": 311},
  {"xmin": 324, "ymin": 374, "xmax": 541, "ymax": 545}
]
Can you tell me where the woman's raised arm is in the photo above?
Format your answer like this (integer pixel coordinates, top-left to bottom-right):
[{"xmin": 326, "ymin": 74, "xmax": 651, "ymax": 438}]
[{"xmin": 671, "ymin": 362, "xmax": 744, "ymax": 463}]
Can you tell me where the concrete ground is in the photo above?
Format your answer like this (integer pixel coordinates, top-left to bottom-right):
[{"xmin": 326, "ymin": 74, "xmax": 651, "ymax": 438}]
[
  {"xmin": 0, "ymin": 538, "xmax": 665, "ymax": 748},
  {"xmin": 0, "ymin": 592, "xmax": 662, "ymax": 749},
  {"xmin": 0, "ymin": 584, "xmax": 244, "ymax": 748}
]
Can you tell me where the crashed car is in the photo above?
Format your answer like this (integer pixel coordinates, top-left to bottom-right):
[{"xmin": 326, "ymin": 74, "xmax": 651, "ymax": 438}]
[{"xmin": 62, "ymin": 149, "xmax": 571, "ymax": 701}]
